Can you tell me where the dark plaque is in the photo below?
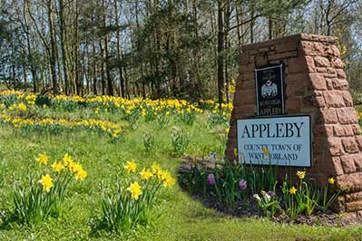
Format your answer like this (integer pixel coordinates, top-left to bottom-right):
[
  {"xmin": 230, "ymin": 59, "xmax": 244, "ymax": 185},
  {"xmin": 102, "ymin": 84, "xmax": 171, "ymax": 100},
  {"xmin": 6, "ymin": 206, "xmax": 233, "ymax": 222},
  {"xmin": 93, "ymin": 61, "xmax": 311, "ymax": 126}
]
[{"xmin": 255, "ymin": 64, "xmax": 285, "ymax": 116}]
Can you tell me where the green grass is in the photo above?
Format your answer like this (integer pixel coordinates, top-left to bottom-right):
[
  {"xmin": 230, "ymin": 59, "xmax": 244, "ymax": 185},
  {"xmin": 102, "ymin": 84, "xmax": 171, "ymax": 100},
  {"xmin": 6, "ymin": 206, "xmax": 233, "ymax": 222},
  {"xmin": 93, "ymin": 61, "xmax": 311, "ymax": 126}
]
[{"xmin": 0, "ymin": 111, "xmax": 362, "ymax": 240}]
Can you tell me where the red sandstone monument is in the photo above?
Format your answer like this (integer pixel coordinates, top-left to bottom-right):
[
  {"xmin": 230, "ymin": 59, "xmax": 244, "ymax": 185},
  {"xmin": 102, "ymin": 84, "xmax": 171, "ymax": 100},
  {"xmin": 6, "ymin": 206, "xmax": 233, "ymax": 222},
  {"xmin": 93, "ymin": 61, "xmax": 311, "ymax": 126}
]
[{"xmin": 226, "ymin": 33, "xmax": 362, "ymax": 219}]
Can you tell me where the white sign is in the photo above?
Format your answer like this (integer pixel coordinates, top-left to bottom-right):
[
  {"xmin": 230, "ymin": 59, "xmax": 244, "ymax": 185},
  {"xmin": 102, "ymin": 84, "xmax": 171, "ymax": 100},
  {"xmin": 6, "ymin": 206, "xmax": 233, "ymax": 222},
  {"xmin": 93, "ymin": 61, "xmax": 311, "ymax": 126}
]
[{"xmin": 237, "ymin": 115, "xmax": 311, "ymax": 167}]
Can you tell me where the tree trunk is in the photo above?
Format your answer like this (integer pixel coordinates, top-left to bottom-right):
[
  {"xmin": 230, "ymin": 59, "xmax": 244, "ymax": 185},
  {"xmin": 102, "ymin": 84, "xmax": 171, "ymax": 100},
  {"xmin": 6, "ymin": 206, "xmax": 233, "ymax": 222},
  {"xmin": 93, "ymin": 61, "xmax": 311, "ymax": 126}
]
[
  {"xmin": 250, "ymin": 1, "xmax": 255, "ymax": 43},
  {"xmin": 23, "ymin": 1, "xmax": 37, "ymax": 92},
  {"xmin": 224, "ymin": 0, "xmax": 230, "ymax": 104},
  {"xmin": 74, "ymin": 0, "xmax": 81, "ymax": 95},
  {"xmin": 102, "ymin": 0, "xmax": 113, "ymax": 96},
  {"xmin": 92, "ymin": 42, "xmax": 98, "ymax": 95},
  {"xmin": 268, "ymin": 16, "xmax": 273, "ymax": 39},
  {"xmin": 47, "ymin": 0, "xmax": 58, "ymax": 94},
  {"xmin": 58, "ymin": 0, "xmax": 69, "ymax": 95},
  {"xmin": 114, "ymin": 0, "xmax": 125, "ymax": 97},
  {"xmin": 217, "ymin": 0, "xmax": 225, "ymax": 107},
  {"xmin": 99, "ymin": 40, "xmax": 106, "ymax": 95}
]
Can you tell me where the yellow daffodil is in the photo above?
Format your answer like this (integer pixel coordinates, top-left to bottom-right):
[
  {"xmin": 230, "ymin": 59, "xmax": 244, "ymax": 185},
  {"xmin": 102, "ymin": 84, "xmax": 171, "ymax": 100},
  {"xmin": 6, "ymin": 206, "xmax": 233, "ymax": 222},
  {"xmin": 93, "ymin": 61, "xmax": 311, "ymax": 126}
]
[
  {"xmin": 156, "ymin": 169, "xmax": 175, "ymax": 187},
  {"xmin": 18, "ymin": 102, "xmax": 27, "ymax": 112},
  {"xmin": 39, "ymin": 174, "xmax": 54, "ymax": 192},
  {"xmin": 127, "ymin": 182, "xmax": 142, "ymax": 200},
  {"xmin": 296, "ymin": 171, "xmax": 306, "ymax": 180},
  {"xmin": 1, "ymin": 115, "xmax": 122, "ymax": 138},
  {"xmin": 75, "ymin": 168, "xmax": 87, "ymax": 181},
  {"xmin": 68, "ymin": 162, "xmax": 82, "ymax": 173},
  {"xmin": 328, "ymin": 177, "xmax": 335, "ymax": 185},
  {"xmin": 151, "ymin": 162, "xmax": 161, "ymax": 175},
  {"xmin": 51, "ymin": 161, "xmax": 64, "ymax": 173},
  {"xmin": 36, "ymin": 153, "xmax": 48, "ymax": 165},
  {"xmin": 163, "ymin": 174, "xmax": 175, "ymax": 187},
  {"xmin": 63, "ymin": 153, "xmax": 74, "ymax": 166},
  {"xmin": 140, "ymin": 169, "xmax": 153, "ymax": 181},
  {"xmin": 289, "ymin": 186, "xmax": 297, "ymax": 195},
  {"xmin": 124, "ymin": 160, "xmax": 137, "ymax": 173},
  {"xmin": 262, "ymin": 146, "xmax": 269, "ymax": 156},
  {"xmin": 233, "ymin": 148, "xmax": 238, "ymax": 157}
]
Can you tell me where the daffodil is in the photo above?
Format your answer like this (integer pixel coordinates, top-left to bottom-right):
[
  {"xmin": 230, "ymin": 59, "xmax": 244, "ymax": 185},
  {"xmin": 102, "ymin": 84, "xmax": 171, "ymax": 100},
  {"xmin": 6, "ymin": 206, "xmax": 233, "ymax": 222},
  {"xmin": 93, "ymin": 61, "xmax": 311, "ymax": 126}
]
[
  {"xmin": 233, "ymin": 148, "xmax": 238, "ymax": 157},
  {"xmin": 157, "ymin": 170, "xmax": 175, "ymax": 187},
  {"xmin": 51, "ymin": 161, "xmax": 64, "ymax": 173},
  {"xmin": 296, "ymin": 171, "xmax": 306, "ymax": 180},
  {"xmin": 63, "ymin": 153, "xmax": 74, "ymax": 166},
  {"xmin": 17, "ymin": 102, "xmax": 27, "ymax": 112},
  {"xmin": 39, "ymin": 174, "xmax": 54, "ymax": 192},
  {"xmin": 36, "ymin": 153, "xmax": 48, "ymax": 165},
  {"xmin": 289, "ymin": 186, "xmax": 297, "ymax": 195},
  {"xmin": 163, "ymin": 174, "xmax": 175, "ymax": 187},
  {"xmin": 75, "ymin": 168, "xmax": 87, "ymax": 181},
  {"xmin": 151, "ymin": 162, "xmax": 161, "ymax": 175},
  {"xmin": 127, "ymin": 182, "xmax": 142, "ymax": 200},
  {"xmin": 140, "ymin": 169, "xmax": 153, "ymax": 181},
  {"xmin": 124, "ymin": 160, "xmax": 137, "ymax": 173},
  {"xmin": 328, "ymin": 177, "xmax": 335, "ymax": 185},
  {"xmin": 262, "ymin": 146, "xmax": 269, "ymax": 156},
  {"xmin": 68, "ymin": 162, "xmax": 82, "ymax": 173}
]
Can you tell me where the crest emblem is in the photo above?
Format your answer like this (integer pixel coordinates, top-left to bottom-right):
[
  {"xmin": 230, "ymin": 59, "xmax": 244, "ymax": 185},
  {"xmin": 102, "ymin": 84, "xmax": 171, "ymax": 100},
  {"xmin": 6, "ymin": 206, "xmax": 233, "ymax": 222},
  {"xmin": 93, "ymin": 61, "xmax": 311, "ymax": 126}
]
[{"xmin": 261, "ymin": 79, "xmax": 278, "ymax": 98}]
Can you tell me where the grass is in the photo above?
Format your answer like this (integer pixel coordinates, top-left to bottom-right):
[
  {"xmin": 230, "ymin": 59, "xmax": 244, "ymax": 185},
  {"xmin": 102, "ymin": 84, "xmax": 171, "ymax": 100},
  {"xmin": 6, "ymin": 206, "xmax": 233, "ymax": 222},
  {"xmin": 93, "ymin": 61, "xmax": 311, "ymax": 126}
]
[{"xmin": 0, "ymin": 108, "xmax": 362, "ymax": 240}]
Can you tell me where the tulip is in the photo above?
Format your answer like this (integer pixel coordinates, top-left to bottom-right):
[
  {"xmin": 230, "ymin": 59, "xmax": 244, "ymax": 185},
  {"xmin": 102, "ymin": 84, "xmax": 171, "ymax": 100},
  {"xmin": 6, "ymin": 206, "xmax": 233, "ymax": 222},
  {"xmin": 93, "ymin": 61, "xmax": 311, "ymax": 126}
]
[
  {"xmin": 239, "ymin": 179, "xmax": 247, "ymax": 190},
  {"xmin": 207, "ymin": 173, "xmax": 216, "ymax": 185}
]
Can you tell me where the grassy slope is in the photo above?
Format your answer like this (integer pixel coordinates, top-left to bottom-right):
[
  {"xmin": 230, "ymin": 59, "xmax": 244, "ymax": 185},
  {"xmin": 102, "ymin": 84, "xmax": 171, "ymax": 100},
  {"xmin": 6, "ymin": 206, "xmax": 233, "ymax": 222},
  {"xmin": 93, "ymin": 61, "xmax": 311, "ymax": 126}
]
[{"xmin": 0, "ymin": 113, "xmax": 362, "ymax": 241}]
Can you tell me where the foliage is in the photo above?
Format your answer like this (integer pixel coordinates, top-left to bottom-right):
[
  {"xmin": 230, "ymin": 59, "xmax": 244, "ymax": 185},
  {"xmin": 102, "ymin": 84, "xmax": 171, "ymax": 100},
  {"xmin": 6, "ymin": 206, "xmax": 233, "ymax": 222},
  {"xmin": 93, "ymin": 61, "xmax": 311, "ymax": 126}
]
[
  {"xmin": 10, "ymin": 153, "xmax": 87, "ymax": 225},
  {"xmin": 179, "ymin": 160, "xmax": 278, "ymax": 208},
  {"xmin": 253, "ymin": 190, "xmax": 280, "ymax": 217},
  {"xmin": 98, "ymin": 161, "xmax": 175, "ymax": 233},
  {"xmin": 0, "ymin": 90, "xmax": 357, "ymax": 240},
  {"xmin": 170, "ymin": 127, "xmax": 190, "ymax": 156},
  {"xmin": 180, "ymin": 162, "xmax": 341, "ymax": 220},
  {"xmin": 320, "ymin": 177, "xmax": 340, "ymax": 212},
  {"xmin": 178, "ymin": 109, "xmax": 198, "ymax": 126},
  {"xmin": 143, "ymin": 132, "xmax": 155, "ymax": 153}
]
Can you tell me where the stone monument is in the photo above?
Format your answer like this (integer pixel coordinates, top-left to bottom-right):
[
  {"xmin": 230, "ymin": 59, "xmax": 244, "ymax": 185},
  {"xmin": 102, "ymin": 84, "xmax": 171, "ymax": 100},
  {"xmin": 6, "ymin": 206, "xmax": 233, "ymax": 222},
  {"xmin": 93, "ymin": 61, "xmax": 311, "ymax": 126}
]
[{"xmin": 226, "ymin": 33, "xmax": 362, "ymax": 219}]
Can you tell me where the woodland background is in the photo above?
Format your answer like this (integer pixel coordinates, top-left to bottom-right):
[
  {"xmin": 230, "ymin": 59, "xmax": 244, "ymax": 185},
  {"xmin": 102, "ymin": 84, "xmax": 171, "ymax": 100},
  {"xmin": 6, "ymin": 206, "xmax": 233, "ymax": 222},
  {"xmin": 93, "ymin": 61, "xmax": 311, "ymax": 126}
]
[{"xmin": 0, "ymin": 0, "xmax": 361, "ymax": 104}]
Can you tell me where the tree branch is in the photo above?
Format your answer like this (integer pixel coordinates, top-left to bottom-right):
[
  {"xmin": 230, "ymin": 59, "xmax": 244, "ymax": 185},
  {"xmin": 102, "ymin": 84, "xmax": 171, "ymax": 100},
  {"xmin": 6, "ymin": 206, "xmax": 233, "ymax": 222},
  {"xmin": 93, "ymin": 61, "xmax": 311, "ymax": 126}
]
[{"xmin": 228, "ymin": 14, "xmax": 262, "ymax": 32}]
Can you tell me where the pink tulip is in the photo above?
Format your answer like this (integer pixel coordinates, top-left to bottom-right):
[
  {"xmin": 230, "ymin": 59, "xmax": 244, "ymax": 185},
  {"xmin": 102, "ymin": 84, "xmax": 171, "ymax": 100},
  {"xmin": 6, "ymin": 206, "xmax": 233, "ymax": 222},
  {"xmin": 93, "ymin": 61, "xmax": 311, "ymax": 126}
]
[
  {"xmin": 207, "ymin": 173, "xmax": 216, "ymax": 185},
  {"xmin": 239, "ymin": 179, "xmax": 247, "ymax": 190}
]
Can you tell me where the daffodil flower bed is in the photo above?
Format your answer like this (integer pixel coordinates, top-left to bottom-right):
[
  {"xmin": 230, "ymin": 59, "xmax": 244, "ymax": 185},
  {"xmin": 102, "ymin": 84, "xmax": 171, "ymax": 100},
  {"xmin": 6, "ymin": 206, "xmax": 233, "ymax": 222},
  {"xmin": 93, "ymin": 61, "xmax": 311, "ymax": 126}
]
[
  {"xmin": 0, "ymin": 90, "xmax": 233, "ymax": 135},
  {"xmin": 179, "ymin": 161, "xmax": 341, "ymax": 224},
  {"xmin": 0, "ymin": 112, "xmax": 123, "ymax": 138},
  {"xmin": 9, "ymin": 153, "xmax": 87, "ymax": 225},
  {"xmin": 0, "ymin": 90, "xmax": 232, "ymax": 119},
  {"xmin": 98, "ymin": 160, "xmax": 175, "ymax": 232}
]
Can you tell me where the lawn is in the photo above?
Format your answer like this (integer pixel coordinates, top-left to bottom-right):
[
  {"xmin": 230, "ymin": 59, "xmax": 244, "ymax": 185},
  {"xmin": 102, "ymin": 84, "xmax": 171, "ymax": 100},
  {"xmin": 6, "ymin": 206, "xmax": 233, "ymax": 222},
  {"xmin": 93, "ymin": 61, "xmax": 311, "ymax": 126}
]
[{"xmin": 0, "ymin": 93, "xmax": 362, "ymax": 240}]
